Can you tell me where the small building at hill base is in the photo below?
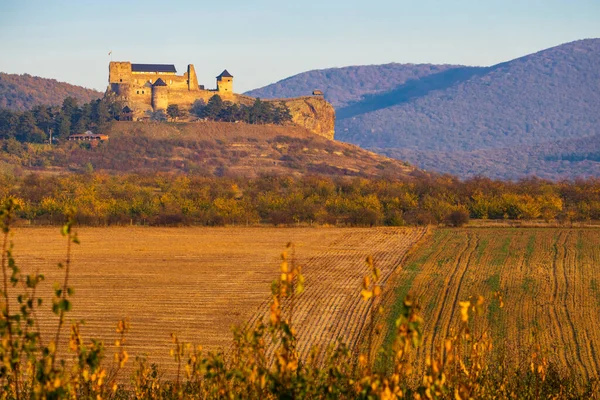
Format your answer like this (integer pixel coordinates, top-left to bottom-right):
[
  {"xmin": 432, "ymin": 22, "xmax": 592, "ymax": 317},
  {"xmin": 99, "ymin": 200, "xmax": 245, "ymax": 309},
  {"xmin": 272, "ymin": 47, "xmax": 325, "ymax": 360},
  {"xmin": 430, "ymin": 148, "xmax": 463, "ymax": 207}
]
[{"xmin": 68, "ymin": 131, "xmax": 109, "ymax": 142}]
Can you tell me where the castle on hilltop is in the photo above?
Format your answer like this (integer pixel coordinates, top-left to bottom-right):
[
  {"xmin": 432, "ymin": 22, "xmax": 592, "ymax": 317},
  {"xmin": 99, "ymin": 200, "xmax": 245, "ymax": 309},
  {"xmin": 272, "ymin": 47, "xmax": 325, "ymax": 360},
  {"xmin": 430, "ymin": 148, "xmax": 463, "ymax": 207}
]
[
  {"xmin": 105, "ymin": 61, "xmax": 337, "ymax": 140},
  {"xmin": 107, "ymin": 61, "xmax": 241, "ymax": 119}
]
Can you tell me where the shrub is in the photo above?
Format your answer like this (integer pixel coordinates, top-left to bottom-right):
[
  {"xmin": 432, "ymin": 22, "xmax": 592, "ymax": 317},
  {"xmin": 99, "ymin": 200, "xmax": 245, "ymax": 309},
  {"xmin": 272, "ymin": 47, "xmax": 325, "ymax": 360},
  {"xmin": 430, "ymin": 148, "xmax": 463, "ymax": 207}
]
[{"xmin": 446, "ymin": 209, "xmax": 470, "ymax": 227}]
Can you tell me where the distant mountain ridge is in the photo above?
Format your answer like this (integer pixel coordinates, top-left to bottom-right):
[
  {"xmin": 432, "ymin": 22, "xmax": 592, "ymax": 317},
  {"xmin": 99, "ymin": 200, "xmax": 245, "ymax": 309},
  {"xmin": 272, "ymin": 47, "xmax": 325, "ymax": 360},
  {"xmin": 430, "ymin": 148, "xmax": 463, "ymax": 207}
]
[
  {"xmin": 247, "ymin": 39, "xmax": 600, "ymax": 179},
  {"xmin": 246, "ymin": 63, "xmax": 463, "ymax": 107},
  {"xmin": 0, "ymin": 73, "xmax": 102, "ymax": 111}
]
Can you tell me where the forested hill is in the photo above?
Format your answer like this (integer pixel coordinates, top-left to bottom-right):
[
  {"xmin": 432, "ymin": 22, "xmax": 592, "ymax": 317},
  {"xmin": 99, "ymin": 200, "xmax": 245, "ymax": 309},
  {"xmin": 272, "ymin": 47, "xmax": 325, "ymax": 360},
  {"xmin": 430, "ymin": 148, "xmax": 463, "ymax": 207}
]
[
  {"xmin": 247, "ymin": 39, "xmax": 600, "ymax": 180},
  {"xmin": 246, "ymin": 63, "xmax": 464, "ymax": 108},
  {"xmin": 0, "ymin": 73, "xmax": 102, "ymax": 111}
]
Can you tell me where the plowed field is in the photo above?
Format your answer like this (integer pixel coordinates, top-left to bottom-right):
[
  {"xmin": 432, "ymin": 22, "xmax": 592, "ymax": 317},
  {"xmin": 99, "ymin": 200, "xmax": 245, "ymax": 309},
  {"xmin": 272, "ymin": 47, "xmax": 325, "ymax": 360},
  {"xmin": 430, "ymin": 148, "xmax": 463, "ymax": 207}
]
[
  {"xmin": 9, "ymin": 226, "xmax": 426, "ymax": 373},
  {"xmin": 385, "ymin": 228, "xmax": 600, "ymax": 381}
]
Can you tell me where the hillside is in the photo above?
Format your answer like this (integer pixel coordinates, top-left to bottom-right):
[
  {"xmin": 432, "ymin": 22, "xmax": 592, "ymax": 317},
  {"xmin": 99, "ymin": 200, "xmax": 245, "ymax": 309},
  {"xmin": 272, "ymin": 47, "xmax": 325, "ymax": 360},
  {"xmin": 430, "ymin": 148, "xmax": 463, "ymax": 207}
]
[
  {"xmin": 246, "ymin": 63, "xmax": 463, "ymax": 108},
  {"xmin": 380, "ymin": 134, "xmax": 600, "ymax": 180},
  {"xmin": 0, "ymin": 72, "xmax": 102, "ymax": 111},
  {"xmin": 382, "ymin": 135, "xmax": 600, "ymax": 180},
  {"xmin": 248, "ymin": 39, "xmax": 600, "ymax": 179},
  {"xmin": 0, "ymin": 121, "xmax": 416, "ymax": 178}
]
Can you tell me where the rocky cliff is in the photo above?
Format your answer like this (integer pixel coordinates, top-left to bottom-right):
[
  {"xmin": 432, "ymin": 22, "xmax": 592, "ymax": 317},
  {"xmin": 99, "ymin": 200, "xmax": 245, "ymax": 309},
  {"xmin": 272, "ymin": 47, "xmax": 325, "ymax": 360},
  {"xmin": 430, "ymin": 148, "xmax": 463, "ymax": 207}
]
[{"xmin": 270, "ymin": 96, "xmax": 335, "ymax": 140}]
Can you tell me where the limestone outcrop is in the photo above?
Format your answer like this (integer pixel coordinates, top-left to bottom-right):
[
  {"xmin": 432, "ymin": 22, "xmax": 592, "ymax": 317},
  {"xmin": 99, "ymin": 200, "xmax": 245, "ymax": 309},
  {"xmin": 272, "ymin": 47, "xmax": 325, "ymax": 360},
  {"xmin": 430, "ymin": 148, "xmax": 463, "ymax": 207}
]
[{"xmin": 273, "ymin": 96, "xmax": 336, "ymax": 140}]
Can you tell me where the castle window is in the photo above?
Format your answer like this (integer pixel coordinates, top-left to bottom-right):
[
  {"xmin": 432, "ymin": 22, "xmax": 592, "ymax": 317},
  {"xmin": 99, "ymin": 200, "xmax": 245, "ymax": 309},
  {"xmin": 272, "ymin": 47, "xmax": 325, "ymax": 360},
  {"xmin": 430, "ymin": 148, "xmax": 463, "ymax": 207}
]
[
  {"xmin": 136, "ymin": 91, "xmax": 139, "ymax": 94},
  {"xmin": 119, "ymin": 79, "xmax": 122, "ymax": 82},
  {"xmin": 142, "ymin": 91, "xmax": 145, "ymax": 94}
]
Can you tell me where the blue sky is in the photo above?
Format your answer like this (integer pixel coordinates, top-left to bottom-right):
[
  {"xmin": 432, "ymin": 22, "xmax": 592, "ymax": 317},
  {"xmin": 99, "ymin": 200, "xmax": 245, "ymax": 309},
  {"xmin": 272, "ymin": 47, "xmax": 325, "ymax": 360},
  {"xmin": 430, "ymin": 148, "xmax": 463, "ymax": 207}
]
[{"xmin": 0, "ymin": 0, "xmax": 599, "ymax": 93}]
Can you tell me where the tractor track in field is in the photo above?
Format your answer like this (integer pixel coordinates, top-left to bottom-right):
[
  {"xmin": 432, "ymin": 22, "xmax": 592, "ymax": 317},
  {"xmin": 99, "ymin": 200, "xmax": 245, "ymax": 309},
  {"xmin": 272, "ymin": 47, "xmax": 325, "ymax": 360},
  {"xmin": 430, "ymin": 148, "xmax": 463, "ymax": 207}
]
[
  {"xmin": 444, "ymin": 236, "xmax": 480, "ymax": 342},
  {"xmin": 549, "ymin": 231, "xmax": 572, "ymax": 373},
  {"xmin": 558, "ymin": 231, "xmax": 596, "ymax": 380},
  {"xmin": 386, "ymin": 228, "xmax": 600, "ymax": 384},
  {"xmin": 427, "ymin": 233, "xmax": 476, "ymax": 360},
  {"xmin": 549, "ymin": 230, "xmax": 590, "ymax": 380},
  {"xmin": 246, "ymin": 227, "xmax": 428, "ymax": 361}
]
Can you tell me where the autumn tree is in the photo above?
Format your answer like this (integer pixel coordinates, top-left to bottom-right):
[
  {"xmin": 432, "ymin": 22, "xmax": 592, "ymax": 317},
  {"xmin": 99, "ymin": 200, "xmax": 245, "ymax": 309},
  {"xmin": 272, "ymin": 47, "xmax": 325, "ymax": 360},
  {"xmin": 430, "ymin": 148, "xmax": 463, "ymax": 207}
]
[{"xmin": 445, "ymin": 209, "xmax": 470, "ymax": 227}]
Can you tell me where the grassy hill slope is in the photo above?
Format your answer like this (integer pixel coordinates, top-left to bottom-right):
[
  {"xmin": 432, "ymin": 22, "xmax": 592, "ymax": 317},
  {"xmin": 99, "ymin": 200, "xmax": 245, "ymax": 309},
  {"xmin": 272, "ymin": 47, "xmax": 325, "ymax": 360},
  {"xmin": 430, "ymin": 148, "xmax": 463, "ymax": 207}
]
[
  {"xmin": 0, "ymin": 72, "xmax": 102, "ymax": 111},
  {"xmin": 0, "ymin": 121, "xmax": 416, "ymax": 178},
  {"xmin": 380, "ymin": 133, "xmax": 600, "ymax": 180}
]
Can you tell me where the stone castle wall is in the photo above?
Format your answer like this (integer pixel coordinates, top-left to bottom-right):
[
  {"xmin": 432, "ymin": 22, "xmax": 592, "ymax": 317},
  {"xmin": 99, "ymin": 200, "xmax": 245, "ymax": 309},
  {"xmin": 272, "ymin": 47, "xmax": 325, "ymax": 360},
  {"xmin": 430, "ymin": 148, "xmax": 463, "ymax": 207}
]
[{"xmin": 108, "ymin": 61, "xmax": 239, "ymax": 116}]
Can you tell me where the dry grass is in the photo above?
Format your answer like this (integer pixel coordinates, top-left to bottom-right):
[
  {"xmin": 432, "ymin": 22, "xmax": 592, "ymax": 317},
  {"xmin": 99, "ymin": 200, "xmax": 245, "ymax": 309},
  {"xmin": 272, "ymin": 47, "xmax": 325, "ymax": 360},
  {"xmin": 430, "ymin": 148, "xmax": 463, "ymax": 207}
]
[
  {"xmin": 9, "ymin": 226, "xmax": 424, "ymax": 375},
  {"xmin": 387, "ymin": 227, "xmax": 600, "ymax": 382},
  {"xmin": 88, "ymin": 121, "xmax": 416, "ymax": 177}
]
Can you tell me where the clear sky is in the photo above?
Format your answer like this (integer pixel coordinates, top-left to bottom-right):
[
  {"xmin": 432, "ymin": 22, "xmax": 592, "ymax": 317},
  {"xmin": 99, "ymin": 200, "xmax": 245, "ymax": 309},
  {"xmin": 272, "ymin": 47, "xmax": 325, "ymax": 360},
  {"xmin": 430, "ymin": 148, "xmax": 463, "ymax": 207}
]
[{"xmin": 0, "ymin": 0, "xmax": 599, "ymax": 93}]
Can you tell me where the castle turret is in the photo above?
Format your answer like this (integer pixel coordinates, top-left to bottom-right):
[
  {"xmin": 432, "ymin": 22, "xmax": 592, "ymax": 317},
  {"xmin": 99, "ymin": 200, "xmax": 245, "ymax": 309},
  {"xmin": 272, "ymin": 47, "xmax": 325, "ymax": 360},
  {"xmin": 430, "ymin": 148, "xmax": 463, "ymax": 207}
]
[
  {"xmin": 216, "ymin": 70, "xmax": 233, "ymax": 94},
  {"xmin": 151, "ymin": 78, "xmax": 169, "ymax": 110}
]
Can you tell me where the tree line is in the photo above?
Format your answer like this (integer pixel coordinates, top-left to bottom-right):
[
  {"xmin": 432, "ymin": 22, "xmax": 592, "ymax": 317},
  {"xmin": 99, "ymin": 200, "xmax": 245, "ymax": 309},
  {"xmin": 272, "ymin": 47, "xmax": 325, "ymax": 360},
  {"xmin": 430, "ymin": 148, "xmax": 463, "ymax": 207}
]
[
  {"xmin": 1, "ymin": 172, "xmax": 599, "ymax": 226},
  {"xmin": 0, "ymin": 94, "xmax": 293, "ymax": 143},
  {"xmin": 0, "ymin": 96, "xmax": 122, "ymax": 143},
  {"xmin": 188, "ymin": 95, "xmax": 292, "ymax": 124}
]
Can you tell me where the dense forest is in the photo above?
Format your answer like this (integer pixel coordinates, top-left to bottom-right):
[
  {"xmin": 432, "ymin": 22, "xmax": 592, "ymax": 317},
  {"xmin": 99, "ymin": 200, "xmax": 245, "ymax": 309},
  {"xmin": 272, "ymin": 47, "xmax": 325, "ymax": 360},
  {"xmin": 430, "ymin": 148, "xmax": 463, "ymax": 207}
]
[
  {"xmin": 248, "ymin": 39, "xmax": 600, "ymax": 179},
  {"xmin": 1, "ymin": 172, "xmax": 598, "ymax": 226},
  {"xmin": 0, "ymin": 72, "xmax": 101, "ymax": 111}
]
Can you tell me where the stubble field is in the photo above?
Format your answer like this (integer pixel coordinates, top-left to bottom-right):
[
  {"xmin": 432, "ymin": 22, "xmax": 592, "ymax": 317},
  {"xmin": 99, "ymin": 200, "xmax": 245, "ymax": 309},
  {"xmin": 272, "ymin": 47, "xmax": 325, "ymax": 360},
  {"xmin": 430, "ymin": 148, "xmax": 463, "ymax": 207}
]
[
  {"xmin": 9, "ymin": 226, "xmax": 426, "ymax": 373},
  {"xmin": 385, "ymin": 227, "xmax": 600, "ymax": 382},
  {"xmin": 10, "ymin": 225, "xmax": 599, "ymax": 383}
]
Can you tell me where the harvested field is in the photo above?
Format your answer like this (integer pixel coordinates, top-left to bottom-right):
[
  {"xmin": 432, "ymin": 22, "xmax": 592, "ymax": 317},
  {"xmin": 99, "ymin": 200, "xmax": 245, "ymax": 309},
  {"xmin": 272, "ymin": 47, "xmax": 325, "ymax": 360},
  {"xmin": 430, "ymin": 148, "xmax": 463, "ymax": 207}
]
[
  {"xmin": 384, "ymin": 228, "xmax": 600, "ymax": 382},
  {"xmin": 9, "ymin": 226, "xmax": 425, "ymax": 374}
]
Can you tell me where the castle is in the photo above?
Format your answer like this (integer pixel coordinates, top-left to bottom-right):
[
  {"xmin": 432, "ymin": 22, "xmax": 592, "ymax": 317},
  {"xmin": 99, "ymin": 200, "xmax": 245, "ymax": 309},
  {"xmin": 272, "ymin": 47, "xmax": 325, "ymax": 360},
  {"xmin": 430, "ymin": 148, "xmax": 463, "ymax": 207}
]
[
  {"xmin": 107, "ymin": 62, "xmax": 241, "ymax": 119},
  {"xmin": 106, "ymin": 61, "xmax": 336, "ymax": 140}
]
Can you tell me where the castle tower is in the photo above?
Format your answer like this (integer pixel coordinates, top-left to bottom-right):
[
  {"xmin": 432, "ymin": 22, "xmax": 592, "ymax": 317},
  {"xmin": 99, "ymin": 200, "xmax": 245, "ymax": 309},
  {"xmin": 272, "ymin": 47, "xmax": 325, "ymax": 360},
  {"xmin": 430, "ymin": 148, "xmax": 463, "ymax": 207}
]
[
  {"xmin": 187, "ymin": 64, "xmax": 199, "ymax": 91},
  {"xmin": 151, "ymin": 78, "xmax": 169, "ymax": 110},
  {"xmin": 108, "ymin": 61, "xmax": 132, "ymax": 84},
  {"xmin": 108, "ymin": 61, "xmax": 133, "ymax": 97},
  {"xmin": 216, "ymin": 70, "xmax": 233, "ymax": 94}
]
